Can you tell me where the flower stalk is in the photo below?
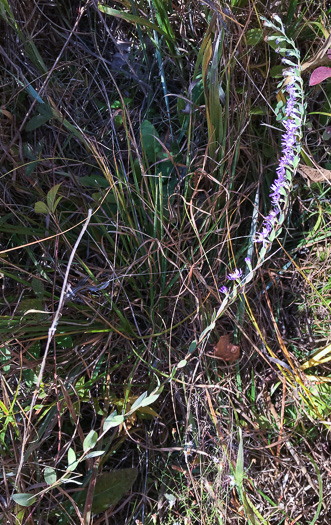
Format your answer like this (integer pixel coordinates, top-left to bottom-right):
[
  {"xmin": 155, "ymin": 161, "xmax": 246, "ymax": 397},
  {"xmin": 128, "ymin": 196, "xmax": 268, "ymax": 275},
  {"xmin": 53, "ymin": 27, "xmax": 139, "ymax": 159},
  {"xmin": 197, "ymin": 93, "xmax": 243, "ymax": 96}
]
[
  {"xmin": 197, "ymin": 16, "xmax": 306, "ymax": 350},
  {"xmin": 220, "ymin": 15, "xmax": 306, "ymax": 298}
]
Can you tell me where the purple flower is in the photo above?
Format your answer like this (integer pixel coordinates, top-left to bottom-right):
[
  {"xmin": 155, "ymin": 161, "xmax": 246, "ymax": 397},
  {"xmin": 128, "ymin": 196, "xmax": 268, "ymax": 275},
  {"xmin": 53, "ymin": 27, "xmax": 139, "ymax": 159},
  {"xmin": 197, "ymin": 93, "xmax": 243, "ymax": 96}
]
[
  {"xmin": 265, "ymin": 210, "xmax": 279, "ymax": 226},
  {"xmin": 254, "ymin": 73, "xmax": 302, "ymax": 249},
  {"xmin": 255, "ymin": 228, "xmax": 271, "ymax": 246},
  {"xmin": 227, "ymin": 268, "xmax": 243, "ymax": 281},
  {"xmin": 244, "ymin": 257, "xmax": 251, "ymax": 265},
  {"xmin": 219, "ymin": 286, "xmax": 228, "ymax": 294}
]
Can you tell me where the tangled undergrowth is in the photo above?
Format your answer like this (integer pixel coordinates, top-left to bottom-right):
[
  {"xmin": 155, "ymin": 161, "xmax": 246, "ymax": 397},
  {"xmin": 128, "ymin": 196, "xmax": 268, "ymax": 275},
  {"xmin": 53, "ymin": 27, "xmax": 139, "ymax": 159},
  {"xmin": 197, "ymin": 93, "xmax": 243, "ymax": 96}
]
[{"xmin": 0, "ymin": 1, "xmax": 331, "ymax": 524}]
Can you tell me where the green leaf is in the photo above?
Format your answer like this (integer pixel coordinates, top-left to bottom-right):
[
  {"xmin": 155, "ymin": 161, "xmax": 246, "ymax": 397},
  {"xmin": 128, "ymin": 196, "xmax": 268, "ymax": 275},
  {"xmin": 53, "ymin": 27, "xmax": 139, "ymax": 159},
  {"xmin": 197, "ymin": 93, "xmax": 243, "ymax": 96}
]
[
  {"xmin": 103, "ymin": 412, "xmax": 124, "ymax": 432},
  {"xmin": 12, "ymin": 493, "xmax": 37, "ymax": 507},
  {"xmin": 37, "ymin": 103, "xmax": 54, "ymax": 118},
  {"xmin": 270, "ymin": 65, "xmax": 284, "ymax": 78},
  {"xmin": 76, "ymin": 469, "xmax": 138, "ymax": 513},
  {"xmin": 140, "ymin": 120, "xmax": 161, "ymax": 163},
  {"xmin": 188, "ymin": 340, "xmax": 197, "ymax": 354},
  {"xmin": 25, "ymin": 113, "xmax": 52, "ymax": 131},
  {"xmin": 53, "ymin": 196, "xmax": 62, "ymax": 213},
  {"xmin": 44, "ymin": 466, "xmax": 57, "ymax": 485},
  {"xmin": 34, "ymin": 201, "xmax": 49, "ymax": 214},
  {"xmin": 83, "ymin": 430, "xmax": 98, "ymax": 452},
  {"xmin": 85, "ymin": 451, "xmax": 105, "ymax": 459},
  {"xmin": 177, "ymin": 359, "xmax": 187, "ymax": 369},
  {"xmin": 67, "ymin": 447, "xmax": 78, "ymax": 471},
  {"xmin": 25, "ymin": 104, "xmax": 54, "ymax": 131},
  {"xmin": 130, "ymin": 392, "xmax": 147, "ymax": 412},
  {"xmin": 78, "ymin": 175, "xmax": 109, "ymax": 188},
  {"xmin": 31, "ymin": 277, "xmax": 45, "ymax": 298},
  {"xmin": 130, "ymin": 391, "xmax": 160, "ymax": 413},
  {"xmin": 46, "ymin": 183, "xmax": 62, "ymax": 213},
  {"xmin": 139, "ymin": 393, "xmax": 160, "ymax": 407},
  {"xmin": 245, "ymin": 28, "xmax": 262, "ymax": 46},
  {"xmin": 235, "ymin": 428, "xmax": 244, "ymax": 489}
]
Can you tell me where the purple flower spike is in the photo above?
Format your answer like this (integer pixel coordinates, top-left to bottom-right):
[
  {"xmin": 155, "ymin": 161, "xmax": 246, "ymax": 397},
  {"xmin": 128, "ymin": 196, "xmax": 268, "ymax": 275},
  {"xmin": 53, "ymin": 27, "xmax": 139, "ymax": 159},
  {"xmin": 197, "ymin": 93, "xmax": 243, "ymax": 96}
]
[
  {"xmin": 244, "ymin": 257, "xmax": 251, "ymax": 265},
  {"xmin": 219, "ymin": 286, "xmax": 228, "ymax": 294},
  {"xmin": 254, "ymin": 63, "xmax": 303, "ymax": 251},
  {"xmin": 227, "ymin": 268, "xmax": 243, "ymax": 281}
]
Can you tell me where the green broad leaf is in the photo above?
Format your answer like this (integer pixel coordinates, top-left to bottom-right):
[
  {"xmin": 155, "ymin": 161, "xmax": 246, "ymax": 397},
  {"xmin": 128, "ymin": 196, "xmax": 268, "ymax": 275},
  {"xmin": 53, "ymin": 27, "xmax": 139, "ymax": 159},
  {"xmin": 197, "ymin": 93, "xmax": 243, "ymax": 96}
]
[
  {"xmin": 78, "ymin": 175, "xmax": 110, "ymax": 188},
  {"xmin": 103, "ymin": 412, "xmax": 124, "ymax": 432},
  {"xmin": 76, "ymin": 469, "xmax": 138, "ymax": 513},
  {"xmin": 140, "ymin": 120, "xmax": 161, "ymax": 163},
  {"xmin": 177, "ymin": 359, "xmax": 187, "ymax": 369},
  {"xmin": 130, "ymin": 392, "xmax": 147, "ymax": 412},
  {"xmin": 245, "ymin": 28, "xmax": 262, "ymax": 46},
  {"xmin": 46, "ymin": 183, "xmax": 62, "ymax": 213},
  {"xmin": 83, "ymin": 430, "xmax": 98, "ymax": 452},
  {"xmin": 85, "ymin": 451, "xmax": 105, "ymax": 459},
  {"xmin": 34, "ymin": 201, "xmax": 49, "ymax": 214},
  {"xmin": 31, "ymin": 277, "xmax": 45, "ymax": 298},
  {"xmin": 188, "ymin": 340, "xmax": 197, "ymax": 354},
  {"xmin": 44, "ymin": 466, "xmax": 57, "ymax": 485},
  {"xmin": 134, "ymin": 393, "xmax": 160, "ymax": 410},
  {"xmin": 25, "ymin": 113, "xmax": 52, "ymax": 131},
  {"xmin": 12, "ymin": 493, "xmax": 37, "ymax": 507},
  {"xmin": 270, "ymin": 65, "xmax": 284, "ymax": 78},
  {"xmin": 52, "ymin": 196, "xmax": 62, "ymax": 213},
  {"xmin": 67, "ymin": 447, "xmax": 78, "ymax": 471},
  {"xmin": 25, "ymin": 103, "xmax": 54, "ymax": 131},
  {"xmin": 38, "ymin": 103, "xmax": 54, "ymax": 118}
]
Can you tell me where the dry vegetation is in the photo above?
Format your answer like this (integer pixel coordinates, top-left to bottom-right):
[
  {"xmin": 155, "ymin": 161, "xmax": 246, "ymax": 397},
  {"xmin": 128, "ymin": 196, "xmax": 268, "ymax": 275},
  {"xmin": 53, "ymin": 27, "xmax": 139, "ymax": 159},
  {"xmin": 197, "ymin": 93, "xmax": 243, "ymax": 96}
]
[{"xmin": 0, "ymin": 1, "xmax": 330, "ymax": 524}]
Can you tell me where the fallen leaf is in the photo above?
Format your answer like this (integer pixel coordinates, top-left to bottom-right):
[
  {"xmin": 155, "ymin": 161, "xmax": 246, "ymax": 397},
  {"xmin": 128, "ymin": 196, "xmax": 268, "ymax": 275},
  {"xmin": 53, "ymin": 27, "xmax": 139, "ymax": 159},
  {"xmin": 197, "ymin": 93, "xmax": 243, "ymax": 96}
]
[
  {"xmin": 309, "ymin": 66, "xmax": 331, "ymax": 86},
  {"xmin": 297, "ymin": 164, "xmax": 331, "ymax": 184},
  {"xmin": 213, "ymin": 335, "xmax": 240, "ymax": 364}
]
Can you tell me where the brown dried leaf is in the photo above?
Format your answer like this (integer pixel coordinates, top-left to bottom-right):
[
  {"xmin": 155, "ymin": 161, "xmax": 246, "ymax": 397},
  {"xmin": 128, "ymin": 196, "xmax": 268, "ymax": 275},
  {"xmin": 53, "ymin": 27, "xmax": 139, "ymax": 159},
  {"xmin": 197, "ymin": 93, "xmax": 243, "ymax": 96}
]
[
  {"xmin": 214, "ymin": 334, "xmax": 240, "ymax": 364},
  {"xmin": 297, "ymin": 163, "xmax": 331, "ymax": 184}
]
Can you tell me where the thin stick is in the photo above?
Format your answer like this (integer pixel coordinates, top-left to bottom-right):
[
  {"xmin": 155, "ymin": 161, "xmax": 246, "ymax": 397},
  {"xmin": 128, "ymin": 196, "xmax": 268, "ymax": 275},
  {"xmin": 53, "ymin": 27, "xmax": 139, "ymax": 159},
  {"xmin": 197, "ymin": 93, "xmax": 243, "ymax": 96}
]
[{"xmin": 14, "ymin": 209, "xmax": 92, "ymax": 492}]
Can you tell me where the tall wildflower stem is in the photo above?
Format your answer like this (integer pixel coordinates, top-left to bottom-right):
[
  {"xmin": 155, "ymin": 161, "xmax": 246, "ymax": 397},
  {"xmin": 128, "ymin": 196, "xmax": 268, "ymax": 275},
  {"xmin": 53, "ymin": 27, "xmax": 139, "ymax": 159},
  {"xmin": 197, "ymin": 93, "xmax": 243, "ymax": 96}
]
[
  {"xmin": 195, "ymin": 15, "xmax": 306, "ymax": 349},
  {"xmin": 254, "ymin": 15, "xmax": 306, "ymax": 263}
]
